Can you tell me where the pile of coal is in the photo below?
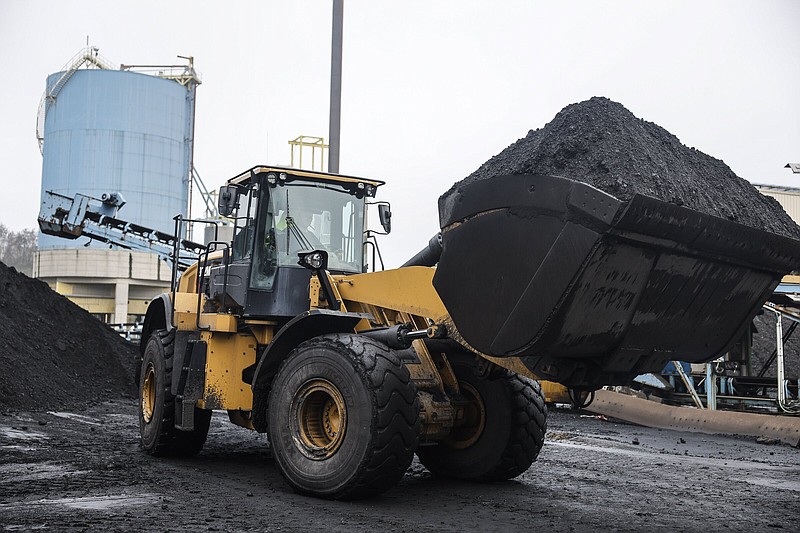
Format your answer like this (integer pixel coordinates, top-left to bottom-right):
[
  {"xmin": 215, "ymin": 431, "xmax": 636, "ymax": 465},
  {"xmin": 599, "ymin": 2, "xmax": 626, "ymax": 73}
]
[
  {"xmin": 446, "ymin": 97, "xmax": 800, "ymax": 239},
  {"xmin": 0, "ymin": 261, "xmax": 137, "ymax": 411},
  {"xmin": 751, "ymin": 313, "xmax": 800, "ymax": 379}
]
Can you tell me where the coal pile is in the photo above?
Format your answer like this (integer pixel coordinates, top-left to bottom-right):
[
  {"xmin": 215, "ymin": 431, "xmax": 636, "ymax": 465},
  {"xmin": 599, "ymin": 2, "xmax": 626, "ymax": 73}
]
[
  {"xmin": 0, "ymin": 261, "xmax": 137, "ymax": 411},
  {"xmin": 448, "ymin": 97, "xmax": 800, "ymax": 239},
  {"xmin": 751, "ymin": 313, "xmax": 800, "ymax": 379}
]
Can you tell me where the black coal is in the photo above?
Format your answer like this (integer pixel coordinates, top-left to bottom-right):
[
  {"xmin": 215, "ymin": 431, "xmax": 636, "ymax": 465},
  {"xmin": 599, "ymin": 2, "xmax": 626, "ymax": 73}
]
[{"xmin": 446, "ymin": 97, "xmax": 800, "ymax": 239}]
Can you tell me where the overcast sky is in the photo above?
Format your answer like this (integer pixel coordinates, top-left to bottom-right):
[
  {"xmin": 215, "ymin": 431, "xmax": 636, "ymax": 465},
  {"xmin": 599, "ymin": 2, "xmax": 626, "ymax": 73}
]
[{"xmin": 1, "ymin": 0, "xmax": 798, "ymax": 267}]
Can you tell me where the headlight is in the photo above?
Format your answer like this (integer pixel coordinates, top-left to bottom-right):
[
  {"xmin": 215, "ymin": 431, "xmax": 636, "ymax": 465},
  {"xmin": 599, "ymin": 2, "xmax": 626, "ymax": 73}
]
[
  {"xmin": 307, "ymin": 252, "xmax": 324, "ymax": 269},
  {"xmin": 298, "ymin": 250, "xmax": 328, "ymax": 270}
]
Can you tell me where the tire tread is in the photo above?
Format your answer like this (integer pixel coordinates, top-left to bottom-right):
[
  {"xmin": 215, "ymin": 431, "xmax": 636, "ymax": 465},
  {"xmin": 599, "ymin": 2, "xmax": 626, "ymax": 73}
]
[
  {"xmin": 268, "ymin": 333, "xmax": 420, "ymax": 500},
  {"xmin": 479, "ymin": 373, "xmax": 547, "ymax": 481}
]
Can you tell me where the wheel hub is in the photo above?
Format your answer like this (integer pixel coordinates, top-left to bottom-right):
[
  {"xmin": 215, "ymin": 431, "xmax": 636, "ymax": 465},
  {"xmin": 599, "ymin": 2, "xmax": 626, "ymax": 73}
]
[
  {"xmin": 447, "ymin": 381, "xmax": 486, "ymax": 449},
  {"xmin": 292, "ymin": 379, "xmax": 347, "ymax": 460},
  {"xmin": 141, "ymin": 363, "xmax": 156, "ymax": 424}
]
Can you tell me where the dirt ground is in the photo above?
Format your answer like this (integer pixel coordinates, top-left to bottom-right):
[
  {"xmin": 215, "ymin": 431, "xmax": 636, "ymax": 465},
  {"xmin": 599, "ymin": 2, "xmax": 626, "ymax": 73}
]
[{"xmin": 1, "ymin": 401, "xmax": 797, "ymax": 532}]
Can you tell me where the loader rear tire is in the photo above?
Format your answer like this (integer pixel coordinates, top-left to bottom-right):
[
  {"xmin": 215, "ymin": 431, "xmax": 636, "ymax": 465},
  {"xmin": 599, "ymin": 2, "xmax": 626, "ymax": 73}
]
[
  {"xmin": 139, "ymin": 329, "xmax": 211, "ymax": 456},
  {"xmin": 267, "ymin": 333, "xmax": 420, "ymax": 500},
  {"xmin": 416, "ymin": 354, "xmax": 547, "ymax": 481}
]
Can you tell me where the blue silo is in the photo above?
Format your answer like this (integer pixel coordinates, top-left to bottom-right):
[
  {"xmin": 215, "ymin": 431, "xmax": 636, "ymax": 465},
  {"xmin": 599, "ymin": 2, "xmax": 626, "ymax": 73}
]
[{"xmin": 38, "ymin": 60, "xmax": 197, "ymax": 249}]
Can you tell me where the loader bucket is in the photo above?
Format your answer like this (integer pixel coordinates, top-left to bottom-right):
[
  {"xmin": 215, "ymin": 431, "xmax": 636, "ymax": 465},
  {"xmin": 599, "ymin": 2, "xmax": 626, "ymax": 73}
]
[{"xmin": 434, "ymin": 175, "xmax": 800, "ymax": 388}]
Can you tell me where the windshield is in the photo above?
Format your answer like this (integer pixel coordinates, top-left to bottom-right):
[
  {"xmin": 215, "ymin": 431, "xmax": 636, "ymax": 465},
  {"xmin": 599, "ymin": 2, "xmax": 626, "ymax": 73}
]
[{"xmin": 250, "ymin": 181, "xmax": 365, "ymax": 289}]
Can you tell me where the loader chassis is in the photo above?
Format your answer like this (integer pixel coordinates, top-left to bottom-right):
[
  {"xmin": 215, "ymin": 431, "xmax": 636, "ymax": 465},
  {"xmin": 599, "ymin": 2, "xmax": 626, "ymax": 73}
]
[{"xmin": 136, "ymin": 165, "xmax": 800, "ymax": 499}]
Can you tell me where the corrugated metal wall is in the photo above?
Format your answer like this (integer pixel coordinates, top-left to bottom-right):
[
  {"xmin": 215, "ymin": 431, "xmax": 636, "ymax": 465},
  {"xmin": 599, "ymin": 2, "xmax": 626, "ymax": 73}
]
[
  {"xmin": 39, "ymin": 69, "xmax": 190, "ymax": 249},
  {"xmin": 756, "ymin": 186, "xmax": 800, "ymax": 224}
]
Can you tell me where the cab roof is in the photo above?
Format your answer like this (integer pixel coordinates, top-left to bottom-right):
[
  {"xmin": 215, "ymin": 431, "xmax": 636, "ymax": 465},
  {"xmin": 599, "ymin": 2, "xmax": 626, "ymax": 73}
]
[{"xmin": 229, "ymin": 165, "xmax": 385, "ymax": 189}]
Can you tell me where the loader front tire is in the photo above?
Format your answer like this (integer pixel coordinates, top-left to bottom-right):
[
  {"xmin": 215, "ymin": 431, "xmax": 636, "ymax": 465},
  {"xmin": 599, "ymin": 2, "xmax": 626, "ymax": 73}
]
[
  {"xmin": 416, "ymin": 354, "xmax": 547, "ymax": 481},
  {"xmin": 267, "ymin": 333, "xmax": 420, "ymax": 500},
  {"xmin": 139, "ymin": 329, "xmax": 211, "ymax": 456}
]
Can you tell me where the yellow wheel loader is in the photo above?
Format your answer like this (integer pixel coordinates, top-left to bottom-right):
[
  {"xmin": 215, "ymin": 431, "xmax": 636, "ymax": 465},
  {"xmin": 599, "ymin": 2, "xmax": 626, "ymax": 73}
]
[{"xmin": 132, "ymin": 165, "xmax": 800, "ymax": 500}]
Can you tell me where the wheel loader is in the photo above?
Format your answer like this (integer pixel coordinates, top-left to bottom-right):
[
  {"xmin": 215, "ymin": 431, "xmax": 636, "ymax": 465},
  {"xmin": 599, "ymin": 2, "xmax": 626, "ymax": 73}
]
[{"xmin": 129, "ymin": 165, "xmax": 800, "ymax": 500}]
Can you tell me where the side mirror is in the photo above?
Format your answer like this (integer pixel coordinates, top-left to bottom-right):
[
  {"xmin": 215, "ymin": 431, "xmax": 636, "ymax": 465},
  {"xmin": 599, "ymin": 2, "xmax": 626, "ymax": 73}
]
[
  {"xmin": 218, "ymin": 185, "xmax": 238, "ymax": 217},
  {"xmin": 378, "ymin": 204, "xmax": 391, "ymax": 234}
]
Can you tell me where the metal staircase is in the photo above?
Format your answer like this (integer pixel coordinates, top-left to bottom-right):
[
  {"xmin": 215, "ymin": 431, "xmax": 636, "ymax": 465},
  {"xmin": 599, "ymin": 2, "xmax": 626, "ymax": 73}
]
[{"xmin": 36, "ymin": 46, "xmax": 115, "ymax": 154}]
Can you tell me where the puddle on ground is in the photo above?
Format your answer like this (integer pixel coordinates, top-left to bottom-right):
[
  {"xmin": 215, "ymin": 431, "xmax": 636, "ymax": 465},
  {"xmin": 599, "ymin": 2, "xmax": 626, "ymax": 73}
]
[
  {"xmin": 46, "ymin": 412, "xmax": 103, "ymax": 426},
  {"xmin": 549, "ymin": 440, "xmax": 800, "ymax": 472},
  {"xmin": 105, "ymin": 413, "xmax": 137, "ymax": 422},
  {"xmin": 0, "ymin": 463, "xmax": 89, "ymax": 483},
  {"xmin": 744, "ymin": 476, "xmax": 800, "ymax": 492},
  {"xmin": 0, "ymin": 445, "xmax": 39, "ymax": 452},
  {"xmin": 0, "ymin": 427, "xmax": 49, "ymax": 441},
  {"xmin": 0, "ymin": 494, "xmax": 157, "ymax": 512}
]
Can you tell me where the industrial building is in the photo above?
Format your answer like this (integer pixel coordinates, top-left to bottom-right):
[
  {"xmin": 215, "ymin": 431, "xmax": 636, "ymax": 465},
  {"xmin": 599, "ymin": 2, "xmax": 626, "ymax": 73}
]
[
  {"xmin": 755, "ymin": 184, "xmax": 800, "ymax": 223},
  {"xmin": 33, "ymin": 47, "xmax": 199, "ymax": 324}
]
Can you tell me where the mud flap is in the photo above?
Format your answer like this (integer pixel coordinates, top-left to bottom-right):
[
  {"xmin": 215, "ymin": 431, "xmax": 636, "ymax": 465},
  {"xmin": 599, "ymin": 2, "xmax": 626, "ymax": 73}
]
[{"xmin": 175, "ymin": 340, "xmax": 207, "ymax": 431}]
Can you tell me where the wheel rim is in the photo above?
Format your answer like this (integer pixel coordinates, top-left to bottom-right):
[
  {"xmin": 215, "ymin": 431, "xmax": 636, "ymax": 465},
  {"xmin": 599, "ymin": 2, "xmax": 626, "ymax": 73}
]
[
  {"xmin": 291, "ymin": 379, "xmax": 347, "ymax": 460},
  {"xmin": 141, "ymin": 363, "xmax": 156, "ymax": 424},
  {"xmin": 447, "ymin": 381, "xmax": 486, "ymax": 449}
]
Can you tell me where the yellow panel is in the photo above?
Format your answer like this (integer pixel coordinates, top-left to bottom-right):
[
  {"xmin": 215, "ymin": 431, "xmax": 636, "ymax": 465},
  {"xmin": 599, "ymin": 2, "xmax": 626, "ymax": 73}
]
[
  {"xmin": 175, "ymin": 252, "xmax": 225, "ymax": 294},
  {"xmin": 175, "ymin": 311, "xmax": 237, "ymax": 332},
  {"xmin": 174, "ymin": 291, "xmax": 202, "ymax": 313},
  {"xmin": 55, "ymin": 281, "xmax": 74, "ymax": 295},
  {"xmin": 174, "ymin": 312, "xmax": 197, "ymax": 331},
  {"xmin": 178, "ymin": 263, "xmax": 200, "ymax": 293},
  {"xmin": 66, "ymin": 296, "xmax": 115, "ymax": 314},
  {"xmin": 200, "ymin": 314, "xmax": 237, "ymax": 332},
  {"xmin": 246, "ymin": 324, "xmax": 276, "ymax": 345},
  {"xmin": 201, "ymin": 332, "xmax": 257, "ymax": 411},
  {"xmin": 127, "ymin": 300, "xmax": 150, "ymax": 315},
  {"xmin": 174, "ymin": 292, "xmax": 236, "ymax": 332},
  {"xmin": 539, "ymin": 380, "xmax": 571, "ymax": 404},
  {"xmin": 174, "ymin": 291, "xmax": 201, "ymax": 331},
  {"xmin": 335, "ymin": 267, "xmax": 448, "ymax": 321}
]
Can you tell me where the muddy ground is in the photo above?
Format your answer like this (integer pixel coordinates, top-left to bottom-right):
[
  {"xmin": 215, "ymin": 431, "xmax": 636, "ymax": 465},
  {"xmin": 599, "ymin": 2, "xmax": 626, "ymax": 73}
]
[{"xmin": 1, "ymin": 401, "xmax": 797, "ymax": 532}]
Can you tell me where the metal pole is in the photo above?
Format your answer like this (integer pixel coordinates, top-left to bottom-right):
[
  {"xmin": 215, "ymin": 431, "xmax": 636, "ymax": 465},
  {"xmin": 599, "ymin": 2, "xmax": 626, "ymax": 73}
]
[
  {"xmin": 179, "ymin": 56, "xmax": 197, "ymax": 240},
  {"xmin": 776, "ymin": 310, "xmax": 789, "ymax": 411},
  {"xmin": 705, "ymin": 363, "xmax": 717, "ymax": 411},
  {"xmin": 672, "ymin": 361, "xmax": 704, "ymax": 409},
  {"xmin": 328, "ymin": 0, "xmax": 344, "ymax": 174}
]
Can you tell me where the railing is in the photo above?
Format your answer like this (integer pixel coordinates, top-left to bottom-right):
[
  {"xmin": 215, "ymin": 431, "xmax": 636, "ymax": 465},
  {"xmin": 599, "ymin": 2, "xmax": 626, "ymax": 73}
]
[
  {"xmin": 363, "ymin": 231, "xmax": 385, "ymax": 272},
  {"xmin": 36, "ymin": 46, "xmax": 115, "ymax": 153},
  {"xmin": 763, "ymin": 302, "xmax": 800, "ymax": 414}
]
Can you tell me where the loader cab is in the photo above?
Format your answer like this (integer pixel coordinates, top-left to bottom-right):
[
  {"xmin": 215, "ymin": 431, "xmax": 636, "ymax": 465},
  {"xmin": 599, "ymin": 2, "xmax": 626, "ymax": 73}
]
[{"xmin": 208, "ymin": 166, "xmax": 383, "ymax": 320}]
